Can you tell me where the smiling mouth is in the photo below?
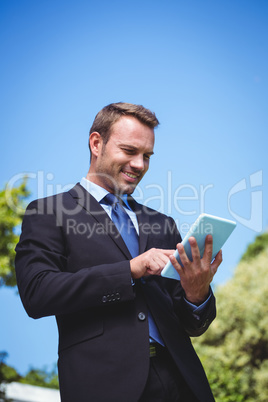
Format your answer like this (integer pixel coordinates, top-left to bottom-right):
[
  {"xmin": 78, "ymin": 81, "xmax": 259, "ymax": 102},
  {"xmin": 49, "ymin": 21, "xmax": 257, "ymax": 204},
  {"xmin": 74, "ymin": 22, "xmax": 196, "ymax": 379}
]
[{"xmin": 123, "ymin": 171, "xmax": 140, "ymax": 180}]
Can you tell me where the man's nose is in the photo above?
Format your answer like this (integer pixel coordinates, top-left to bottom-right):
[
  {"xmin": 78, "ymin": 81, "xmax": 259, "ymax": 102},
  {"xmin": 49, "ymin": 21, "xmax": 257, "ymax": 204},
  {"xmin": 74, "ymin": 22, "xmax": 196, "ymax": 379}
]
[{"xmin": 130, "ymin": 154, "xmax": 145, "ymax": 171}]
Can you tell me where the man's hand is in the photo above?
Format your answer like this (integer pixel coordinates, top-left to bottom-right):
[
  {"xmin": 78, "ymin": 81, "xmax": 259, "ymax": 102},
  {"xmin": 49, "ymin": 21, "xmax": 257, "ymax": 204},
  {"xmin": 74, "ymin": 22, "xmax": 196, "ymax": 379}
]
[
  {"xmin": 169, "ymin": 235, "xmax": 222, "ymax": 305},
  {"xmin": 130, "ymin": 248, "xmax": 175, "ymax": 279}
]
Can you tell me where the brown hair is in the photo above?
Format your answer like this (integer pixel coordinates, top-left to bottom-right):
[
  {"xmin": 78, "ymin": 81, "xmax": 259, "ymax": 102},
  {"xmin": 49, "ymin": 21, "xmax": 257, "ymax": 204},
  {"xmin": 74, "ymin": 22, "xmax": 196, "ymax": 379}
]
[{"xmin": 89, "ymin": 102, "xmax": 159, "ymax": 152}]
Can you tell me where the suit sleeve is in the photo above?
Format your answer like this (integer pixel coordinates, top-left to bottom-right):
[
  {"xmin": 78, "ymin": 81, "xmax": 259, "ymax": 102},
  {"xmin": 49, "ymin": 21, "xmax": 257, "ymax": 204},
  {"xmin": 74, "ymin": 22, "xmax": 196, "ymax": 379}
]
[
  {"xmin": 173, "ymin": 285, "xmax": 216, "ymax": 337},
  {"xmin": 15, "ymin": 200, "xmax": 135, "ymax": 319}
]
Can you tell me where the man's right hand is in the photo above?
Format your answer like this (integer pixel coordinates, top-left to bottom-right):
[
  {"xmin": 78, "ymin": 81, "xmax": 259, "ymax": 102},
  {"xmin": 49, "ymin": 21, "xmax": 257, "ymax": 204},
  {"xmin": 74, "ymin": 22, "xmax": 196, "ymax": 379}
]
[{"xmin": 130, "ymin": 248, "xmax": 175, "ymax": 279}]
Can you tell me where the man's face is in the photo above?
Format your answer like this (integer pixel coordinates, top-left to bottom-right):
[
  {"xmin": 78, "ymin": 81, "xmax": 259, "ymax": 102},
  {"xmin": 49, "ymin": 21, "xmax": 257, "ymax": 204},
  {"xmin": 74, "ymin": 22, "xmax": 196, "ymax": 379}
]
[{"xmin": 90, "ymin": 116, "xmax": 155, "ymax": 194}]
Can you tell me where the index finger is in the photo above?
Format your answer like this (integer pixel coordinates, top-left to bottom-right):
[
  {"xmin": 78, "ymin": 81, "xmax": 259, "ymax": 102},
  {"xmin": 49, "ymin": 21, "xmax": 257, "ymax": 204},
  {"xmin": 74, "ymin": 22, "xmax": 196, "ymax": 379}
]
[{"xmin": 161, "ymin": 249, "xmax": 176, "ymax": 256}]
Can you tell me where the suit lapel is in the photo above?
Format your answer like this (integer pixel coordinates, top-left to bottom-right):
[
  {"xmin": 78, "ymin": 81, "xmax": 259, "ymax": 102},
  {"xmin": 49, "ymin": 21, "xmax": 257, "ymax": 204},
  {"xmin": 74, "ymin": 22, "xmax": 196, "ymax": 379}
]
[
  {"xmin": 68, "ymin": 183, "xmax": 132, "ymax": 259},
  {"xmin": 127, "ymin": 196, "xmax": 149, "ymax": 254}
]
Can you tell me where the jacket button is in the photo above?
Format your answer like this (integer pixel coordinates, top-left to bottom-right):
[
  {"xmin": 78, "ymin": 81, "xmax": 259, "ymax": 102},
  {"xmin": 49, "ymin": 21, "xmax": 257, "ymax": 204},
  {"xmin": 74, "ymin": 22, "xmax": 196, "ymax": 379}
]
[
  {"xmin": 102, "ymin": 296, "xmax": 107, "ymax": 303},
  {"xmin": 138, "ymin": 312, "xmax": 146, "ymax": 321}
]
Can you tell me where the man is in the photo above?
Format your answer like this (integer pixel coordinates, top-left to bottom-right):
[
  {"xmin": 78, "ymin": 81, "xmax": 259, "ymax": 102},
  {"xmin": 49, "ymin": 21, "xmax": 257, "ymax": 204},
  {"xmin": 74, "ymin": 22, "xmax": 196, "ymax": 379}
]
[{"xmin": 15, "ymin": 102, "xmax": 222, "ymax": 401}]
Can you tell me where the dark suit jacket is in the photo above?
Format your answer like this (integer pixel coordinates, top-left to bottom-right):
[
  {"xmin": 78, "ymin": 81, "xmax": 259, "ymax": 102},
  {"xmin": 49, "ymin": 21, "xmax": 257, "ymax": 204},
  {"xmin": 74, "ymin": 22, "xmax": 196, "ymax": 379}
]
[{"xmin": 15, "ymin": 183, "xmax": 216, "ymax": 402}]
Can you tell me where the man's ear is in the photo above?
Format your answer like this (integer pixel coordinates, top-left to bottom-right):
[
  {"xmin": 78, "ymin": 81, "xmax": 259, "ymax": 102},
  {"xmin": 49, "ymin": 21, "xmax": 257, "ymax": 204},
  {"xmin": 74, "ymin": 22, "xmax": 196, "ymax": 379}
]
[{"xmin": 89, "ymin": 132, "xmax": 103, "ymax": 157}]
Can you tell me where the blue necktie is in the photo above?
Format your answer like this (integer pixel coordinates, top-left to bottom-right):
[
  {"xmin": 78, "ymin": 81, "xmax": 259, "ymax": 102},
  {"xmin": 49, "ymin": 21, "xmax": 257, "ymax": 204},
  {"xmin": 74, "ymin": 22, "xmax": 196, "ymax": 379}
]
[
  {"xmin": 102, "ymin": 193, "xmax": 139, "ymax": 258},
  {"xmin": 102, "ymin": 193, "xmax": 165, "ymax": 346}
]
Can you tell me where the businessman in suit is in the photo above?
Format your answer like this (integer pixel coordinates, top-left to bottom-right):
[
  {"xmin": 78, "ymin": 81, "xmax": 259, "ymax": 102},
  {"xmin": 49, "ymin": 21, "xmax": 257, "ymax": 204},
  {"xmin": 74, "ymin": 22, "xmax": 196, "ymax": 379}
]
[{"xmin": 15, "ymin": 102, "xmax": 222, "ymax": 401}]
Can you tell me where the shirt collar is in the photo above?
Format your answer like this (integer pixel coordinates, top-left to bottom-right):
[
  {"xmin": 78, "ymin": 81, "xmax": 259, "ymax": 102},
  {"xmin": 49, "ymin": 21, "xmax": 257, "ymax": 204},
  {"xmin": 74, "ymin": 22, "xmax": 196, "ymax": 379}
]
[{"xmin": 80, "ymin": 177, "xmax": 132, "ymax": 210}]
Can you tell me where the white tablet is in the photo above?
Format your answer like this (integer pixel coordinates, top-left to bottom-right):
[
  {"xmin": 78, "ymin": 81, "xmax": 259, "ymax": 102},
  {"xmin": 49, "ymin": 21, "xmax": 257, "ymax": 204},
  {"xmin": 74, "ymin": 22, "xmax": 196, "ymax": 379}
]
[{"xmin": 161, "ymin": 213, "xmax": 236, "ymax": 280}]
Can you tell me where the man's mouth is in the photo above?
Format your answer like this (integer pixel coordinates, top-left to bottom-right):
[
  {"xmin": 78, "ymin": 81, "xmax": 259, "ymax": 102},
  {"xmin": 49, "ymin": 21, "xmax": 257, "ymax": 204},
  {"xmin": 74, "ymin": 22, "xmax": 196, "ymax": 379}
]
[{"xmin": 122, "ymin": 171, "xmax": 140, "ymax": 180}]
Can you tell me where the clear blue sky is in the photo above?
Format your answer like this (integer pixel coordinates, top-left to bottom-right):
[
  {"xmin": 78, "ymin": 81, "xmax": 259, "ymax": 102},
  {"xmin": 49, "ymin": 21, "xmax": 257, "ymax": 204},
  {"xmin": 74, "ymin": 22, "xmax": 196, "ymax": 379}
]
[{"xmin": 1, "ymin": 0, "xmax": 267, "ymax": 375}]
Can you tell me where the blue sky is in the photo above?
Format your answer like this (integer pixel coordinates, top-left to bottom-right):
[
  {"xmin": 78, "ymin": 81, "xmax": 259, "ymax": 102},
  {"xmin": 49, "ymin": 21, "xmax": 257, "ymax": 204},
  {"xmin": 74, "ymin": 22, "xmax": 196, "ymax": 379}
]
[{"xmin": 1, "ymin": 0, "xmax": 267, "ymax": 375}]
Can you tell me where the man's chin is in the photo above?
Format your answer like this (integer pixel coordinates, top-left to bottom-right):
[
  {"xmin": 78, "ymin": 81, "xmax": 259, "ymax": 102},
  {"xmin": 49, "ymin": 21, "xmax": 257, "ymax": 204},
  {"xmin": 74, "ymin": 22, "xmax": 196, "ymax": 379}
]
[{"xmin": 118, "ymin": 182, "xmax": 137, "ymax": 195}]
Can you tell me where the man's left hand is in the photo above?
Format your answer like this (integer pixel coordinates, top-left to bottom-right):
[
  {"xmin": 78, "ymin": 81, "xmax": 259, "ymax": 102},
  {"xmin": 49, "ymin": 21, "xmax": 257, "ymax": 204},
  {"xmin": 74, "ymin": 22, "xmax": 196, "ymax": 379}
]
[{"xmin": 169, "ymin": 235, "xmax": 222, "ymax": 305}]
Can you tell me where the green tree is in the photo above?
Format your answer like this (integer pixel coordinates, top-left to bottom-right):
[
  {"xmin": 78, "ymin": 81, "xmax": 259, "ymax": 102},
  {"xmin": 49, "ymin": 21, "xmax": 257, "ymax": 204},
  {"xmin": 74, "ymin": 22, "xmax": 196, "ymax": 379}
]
[
  {"xmin": 20, "ymin": 365, "xmax": 59, "ymax": 389},
  {"xmin": 192, "ymin": 233, "xmax": 268, "ymax": 402},
  {"xmin": 241, "ymin": 232, "xmax": 268, "ymax": 262},
  {"xmin": 0, "ymin": 180, "xmax": 60, "ymax": 394},
  {"xmin": 0, "ymin": 352, "xmax": 21, "ymax": 400},
  {"xmin": 0, "ymin": 180, "xmax": 30, "ymax": 399},
  {"xmin": 0, "ymin": 352, "xmax": 59, "ymax": 392},
  {"xmin": 0, "ymin": 179, "xmax": 30, "ymax": 287},
  {"xmin": 0, "ymin": 352, "xmax": 21, "ymax": 383}
]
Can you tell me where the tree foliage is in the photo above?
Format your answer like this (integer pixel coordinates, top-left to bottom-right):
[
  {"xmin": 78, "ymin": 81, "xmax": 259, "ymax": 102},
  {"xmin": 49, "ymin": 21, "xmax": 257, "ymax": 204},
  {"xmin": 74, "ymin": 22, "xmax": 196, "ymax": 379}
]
[
  {"xmin": 0, "ymin": 352, "xmax": 59, "ymax": 392},
  {"xmin": 0, "ymin": 352, "xmax": 21, "ymax": 384},
  {"xmin": 0, "ymin": 352, "xmax": 21, "ymax": 400},
  {"xmin": 0, "ymin": 179, "xmax": 30, "ymax": 287},
  {"xmin": 20, "ymin": 366, "xmax": 59, "ymax": 389},
  {"xmin": 241, "ymin": 232, "xmax": 268, "ymax": 262},
  {"xmin": 192, "ymin": 232, "xmax": 268, "ymax": 402}
]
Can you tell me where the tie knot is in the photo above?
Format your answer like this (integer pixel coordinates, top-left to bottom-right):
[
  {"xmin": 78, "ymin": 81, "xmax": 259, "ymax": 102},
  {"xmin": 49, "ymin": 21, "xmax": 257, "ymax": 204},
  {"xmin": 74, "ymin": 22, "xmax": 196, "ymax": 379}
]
[{"xmin": 102, "ymin": 193, "xmax": 120, "ymax": 208}]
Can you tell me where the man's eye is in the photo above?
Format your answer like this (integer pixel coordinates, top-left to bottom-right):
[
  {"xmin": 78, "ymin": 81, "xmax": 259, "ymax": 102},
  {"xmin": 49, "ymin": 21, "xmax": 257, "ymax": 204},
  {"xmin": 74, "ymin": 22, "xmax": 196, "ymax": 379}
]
[{"xmin": 123, "ymin": 148, "xmax": 135, "ymax": 154}]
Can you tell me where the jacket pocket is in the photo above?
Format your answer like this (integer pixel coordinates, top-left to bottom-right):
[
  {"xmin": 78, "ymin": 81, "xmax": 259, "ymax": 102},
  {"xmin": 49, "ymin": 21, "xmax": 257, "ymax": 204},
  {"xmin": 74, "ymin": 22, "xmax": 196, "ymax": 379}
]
[{"xmin": 57, "ymin": 310, "xmax": 104, "ymax": 352}]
